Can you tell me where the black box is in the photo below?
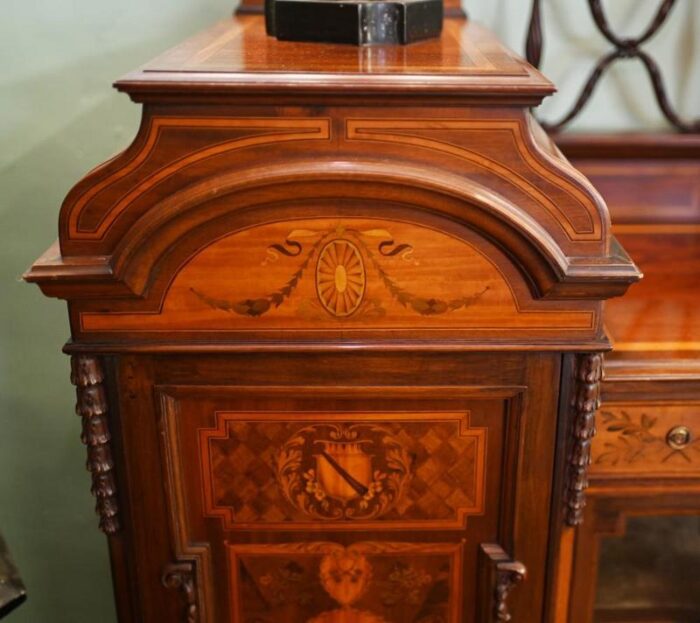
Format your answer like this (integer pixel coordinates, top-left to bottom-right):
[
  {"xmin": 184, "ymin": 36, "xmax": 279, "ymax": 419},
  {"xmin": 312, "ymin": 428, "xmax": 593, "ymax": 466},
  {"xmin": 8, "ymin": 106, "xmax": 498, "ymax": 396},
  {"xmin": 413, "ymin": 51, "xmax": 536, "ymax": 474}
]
[{"xmin": 266, "ymin": 0, "xmax": 443, "ymax": 45}]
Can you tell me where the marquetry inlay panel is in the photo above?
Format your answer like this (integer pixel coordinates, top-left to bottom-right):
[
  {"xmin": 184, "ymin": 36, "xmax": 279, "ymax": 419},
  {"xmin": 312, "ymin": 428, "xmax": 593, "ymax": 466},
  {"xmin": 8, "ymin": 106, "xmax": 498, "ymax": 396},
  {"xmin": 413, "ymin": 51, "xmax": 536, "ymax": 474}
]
[
  {"xmin": 25, "ymin": 9, "xmax": 642, "ymax": 623},
  {"xmin": 227, "ymin": 541, "xmax": 464, "ymax": 623},
  {"xmin": 199, "ymin": 412, "xmax": 486, "ymax": 530},
  {"xmin": 68, "ymin": 117, "xmax": 331, "ymax": 239},
  {"xmin": 592, "ymin": 402, "xmax": 700, "ymax": 478},
  {"xmin": 79, "ymin": 217, "xmax": 595, "ymax": 335},
  {"xmin": 316, "ymin": 239, "xmax": 366, "ymax": 317}
]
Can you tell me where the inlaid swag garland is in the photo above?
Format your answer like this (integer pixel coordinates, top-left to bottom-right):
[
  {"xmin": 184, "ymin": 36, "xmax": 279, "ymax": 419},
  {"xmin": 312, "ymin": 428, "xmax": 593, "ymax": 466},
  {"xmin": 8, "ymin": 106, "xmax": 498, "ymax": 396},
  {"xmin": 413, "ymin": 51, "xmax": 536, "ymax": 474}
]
[
  {"xmin": 526, "ymin": 0, "xmax": 699, "ymax": 133},
  {"xmin": 191, "ymin": 224, "xmax": 490, "ymax": 319}
]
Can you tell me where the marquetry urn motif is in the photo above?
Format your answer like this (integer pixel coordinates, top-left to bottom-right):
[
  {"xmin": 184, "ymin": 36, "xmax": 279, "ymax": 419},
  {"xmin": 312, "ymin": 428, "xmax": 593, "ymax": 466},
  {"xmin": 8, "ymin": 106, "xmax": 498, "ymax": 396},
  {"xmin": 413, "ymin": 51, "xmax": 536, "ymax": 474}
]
[{"xmin": 228, "ymin": 541, "xmax": 461, "ymax": 623}]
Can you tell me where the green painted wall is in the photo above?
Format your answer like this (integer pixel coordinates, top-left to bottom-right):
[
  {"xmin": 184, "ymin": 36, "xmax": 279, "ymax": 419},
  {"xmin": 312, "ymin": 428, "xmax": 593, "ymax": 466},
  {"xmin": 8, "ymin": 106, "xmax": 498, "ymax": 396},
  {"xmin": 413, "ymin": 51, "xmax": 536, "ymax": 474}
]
[
  {"xmin": 0, "ymin": 1, "xmax": 696, "ymax": 621},
  {"xmin": 0, "ymin": 2, "xmax": 231, "ymax": 621}
]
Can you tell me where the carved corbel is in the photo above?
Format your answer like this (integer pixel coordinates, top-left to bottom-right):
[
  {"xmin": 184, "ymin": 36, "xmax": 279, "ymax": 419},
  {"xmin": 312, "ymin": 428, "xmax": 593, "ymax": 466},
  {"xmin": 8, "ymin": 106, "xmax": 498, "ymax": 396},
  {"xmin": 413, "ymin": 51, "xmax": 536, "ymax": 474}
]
[
  {"xmin": 479, "ymin": 544, "xmax": 526, "ymax": 623},
  {"xmin": 162, "ymin": 563, "xmax": 198, "ymax": 623},
  {"xmin": 70, "ymin": 355, "xmax": 120, "ymax": 535},
  {"xmin": 565, "ymin": 352, "xmax": 603, "ymax": 526}
]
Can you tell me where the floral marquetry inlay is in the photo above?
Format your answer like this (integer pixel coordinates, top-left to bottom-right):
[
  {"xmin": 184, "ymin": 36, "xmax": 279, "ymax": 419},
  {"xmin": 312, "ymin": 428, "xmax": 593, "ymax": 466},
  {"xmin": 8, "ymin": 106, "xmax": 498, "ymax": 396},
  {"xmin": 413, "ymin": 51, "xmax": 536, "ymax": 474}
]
[
  {"xmin": 591, "ymin": 403, "xmax": 700, "ymax": 477},
  {"xmin": 192, "ymin": 223, "xmax": 490, "ymax": 320}
]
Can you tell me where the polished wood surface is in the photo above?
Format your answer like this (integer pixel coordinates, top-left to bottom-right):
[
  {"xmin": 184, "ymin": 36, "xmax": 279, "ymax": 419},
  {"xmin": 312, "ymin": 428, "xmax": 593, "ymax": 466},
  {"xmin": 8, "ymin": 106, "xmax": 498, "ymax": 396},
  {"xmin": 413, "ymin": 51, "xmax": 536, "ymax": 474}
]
[
  {"xmin": 606, "ymin": 232, "xmax": 700, "ymax": 352},
  {"xmin": 116, "ymin": 15, "xmax": 553, "ymax": 102},
  {"xmin": 593, "ymin": 401, "xmax": 700, "ymax": 478},
  {"xmin": 25, "ymin": 16, "xmax": 641, "ymax": 623},
  {"xmin": 151, "ymin": 353, "xmax": 561, "ymax": 622},
  {"xmin": 563, "ymin": 134, "xmax": 700, "ymax": 370},
  {"xmin": 78, "ymin": 216, "xmax": 597, "ymax": 340}
]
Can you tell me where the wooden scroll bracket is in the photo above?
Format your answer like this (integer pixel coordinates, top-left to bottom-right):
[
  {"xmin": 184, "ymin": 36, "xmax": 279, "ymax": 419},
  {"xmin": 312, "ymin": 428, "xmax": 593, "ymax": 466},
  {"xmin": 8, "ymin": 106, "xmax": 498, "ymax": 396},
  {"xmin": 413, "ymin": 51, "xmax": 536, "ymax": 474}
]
[
  {"xmin": 162, "ymin": 562, "xmax": 199, "ymax": 623},
  {"xmin": 565, "ymin": 352, "xmax": 603, "ymax": 526},
  {"xmin": 478, "ymin": 544, "xmax": 527, "ymax": 622},
  {"xmin": 70, "ymin": 355, "xmax": 120, "ymax": 535}
]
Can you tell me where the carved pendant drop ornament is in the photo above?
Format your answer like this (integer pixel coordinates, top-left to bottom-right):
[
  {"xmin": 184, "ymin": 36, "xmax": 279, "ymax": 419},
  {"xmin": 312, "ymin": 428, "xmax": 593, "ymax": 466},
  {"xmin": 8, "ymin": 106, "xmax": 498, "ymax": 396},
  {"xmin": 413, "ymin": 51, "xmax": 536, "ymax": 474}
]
[
  {"xmin": 566, "ymin": 352, "xmax": 603, "ymax": 526},
  {"xmin": 70, "ymin": 355, "xmax": 120, "ymax": 535}
]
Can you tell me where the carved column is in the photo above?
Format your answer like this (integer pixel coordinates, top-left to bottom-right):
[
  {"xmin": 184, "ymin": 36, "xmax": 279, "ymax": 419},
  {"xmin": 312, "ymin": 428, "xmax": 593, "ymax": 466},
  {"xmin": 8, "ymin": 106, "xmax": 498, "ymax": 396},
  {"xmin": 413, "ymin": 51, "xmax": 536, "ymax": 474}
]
[
  {"xmin": 70, "ymin": 355, "xmax": 120, "ymax": 535},
  {"xmin": 565, "ymin": 352, "xmax": 603, "ymax": 526},
  {"xmin": 162, "ymin": 563, "xmax": 198, "ymax": 623}
]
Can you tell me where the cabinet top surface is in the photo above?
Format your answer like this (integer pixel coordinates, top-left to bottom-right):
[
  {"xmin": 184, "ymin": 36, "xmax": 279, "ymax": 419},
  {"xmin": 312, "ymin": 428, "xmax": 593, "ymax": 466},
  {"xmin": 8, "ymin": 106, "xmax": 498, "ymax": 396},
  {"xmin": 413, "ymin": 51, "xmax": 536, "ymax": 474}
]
[
  {"xmin": 607, "ymin": 231, "xmax": 700, "ymax": 355},
  {"xmin": 117, "ymin": 15, "xmax": 554, "ymax": 100}
]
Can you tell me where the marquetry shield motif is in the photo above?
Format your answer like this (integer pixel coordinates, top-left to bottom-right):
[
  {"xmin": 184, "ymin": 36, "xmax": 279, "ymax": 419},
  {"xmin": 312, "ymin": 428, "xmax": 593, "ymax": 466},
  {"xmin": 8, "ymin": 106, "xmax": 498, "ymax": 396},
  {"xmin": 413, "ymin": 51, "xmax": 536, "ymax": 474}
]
[
  {"xmin": 316, "ymin": 239, "xmax": 366, "ymax": 317},
  {"xmin": 316, "ymin": 440, "xmax": 373, "ymax": 502},
  {"xmin": 276, "ymin": 424, "xmax": 413, "ymax": 520}
]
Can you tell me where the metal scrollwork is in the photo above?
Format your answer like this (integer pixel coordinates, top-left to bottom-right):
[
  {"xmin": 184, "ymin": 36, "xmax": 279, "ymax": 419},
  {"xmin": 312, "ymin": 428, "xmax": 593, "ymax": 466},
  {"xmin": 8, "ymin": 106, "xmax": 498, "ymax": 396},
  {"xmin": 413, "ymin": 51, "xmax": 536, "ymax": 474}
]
[{"xmin": 527, "ymin": 0, "xmax": 699, "ymax": 133}]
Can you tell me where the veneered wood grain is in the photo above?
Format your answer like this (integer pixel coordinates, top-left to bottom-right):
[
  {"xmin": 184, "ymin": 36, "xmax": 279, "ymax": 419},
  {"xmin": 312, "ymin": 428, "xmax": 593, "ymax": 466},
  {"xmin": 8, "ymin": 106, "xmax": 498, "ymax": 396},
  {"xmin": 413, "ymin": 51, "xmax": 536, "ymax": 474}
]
[
  {"xmin": 23, "ymin": 107, "xmax": 641, "ymax": 318},
  {"xmin": 78, "ymin": 217, "xmax": 596, "ymax": 339},
  {"xmin": 561, "ymin": 134, "xmax": 699, "ymax": 623},
  {"xmin": 147, "ymin": 352, "xmax": 561, "ymax": 623},
  {"xmin": 198, "ymin": 410, "xmax": 487, "ymax": 531},
  {"xmin": 558, "ymin": 134, "xmax": 698, "ymax": 381},
  {"xmin": 116, "ymin": 17, "xmax": 554, "ymax": 103},
  {"xmin": 605, "ymin": 232, "xmax": 700, "ymax": 353}
]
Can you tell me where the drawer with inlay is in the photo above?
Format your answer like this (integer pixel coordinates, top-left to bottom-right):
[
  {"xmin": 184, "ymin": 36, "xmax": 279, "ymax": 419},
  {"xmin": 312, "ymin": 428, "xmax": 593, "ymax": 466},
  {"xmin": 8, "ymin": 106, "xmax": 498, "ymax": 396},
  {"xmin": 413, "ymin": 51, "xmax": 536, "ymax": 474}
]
[{"xmin": 591, "ymin": 401, "xmax": 700, "ymax": 479}]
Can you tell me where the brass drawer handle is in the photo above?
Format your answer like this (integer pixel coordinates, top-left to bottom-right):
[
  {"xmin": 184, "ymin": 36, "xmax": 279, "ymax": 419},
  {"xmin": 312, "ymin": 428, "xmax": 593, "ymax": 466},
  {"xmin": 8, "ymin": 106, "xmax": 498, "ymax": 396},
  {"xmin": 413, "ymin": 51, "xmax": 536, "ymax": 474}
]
[{"xmin": 666, "ymin": 426, "xmax": 692, "ymax": 450}]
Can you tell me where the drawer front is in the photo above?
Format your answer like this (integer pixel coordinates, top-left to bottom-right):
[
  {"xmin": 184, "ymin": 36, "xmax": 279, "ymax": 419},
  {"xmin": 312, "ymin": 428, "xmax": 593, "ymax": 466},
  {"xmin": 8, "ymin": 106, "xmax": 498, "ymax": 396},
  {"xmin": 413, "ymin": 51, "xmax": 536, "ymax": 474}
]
[{"xmin": 592, "ymin": 401, "xmax": 700, "ymax": 478}]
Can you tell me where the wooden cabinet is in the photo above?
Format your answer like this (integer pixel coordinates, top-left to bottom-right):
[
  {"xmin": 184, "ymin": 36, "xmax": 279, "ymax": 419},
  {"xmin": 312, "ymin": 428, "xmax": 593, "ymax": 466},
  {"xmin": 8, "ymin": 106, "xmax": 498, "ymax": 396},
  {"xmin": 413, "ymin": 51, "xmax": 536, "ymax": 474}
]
[{"xmin": 25, "ymin": 16, "xmax": 640, "ymax": 623}]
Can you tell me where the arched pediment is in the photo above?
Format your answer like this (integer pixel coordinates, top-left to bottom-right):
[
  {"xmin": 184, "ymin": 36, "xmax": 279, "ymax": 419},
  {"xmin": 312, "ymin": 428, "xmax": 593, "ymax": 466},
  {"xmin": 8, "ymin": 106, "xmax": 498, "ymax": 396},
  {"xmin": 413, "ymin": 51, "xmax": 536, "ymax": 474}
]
[
  {"xmin": 27, "ymin": 110, "xmax": 639, "ymax": 344},
  {"xmin": 110, "ymin": 162, "xmax": 571, "ymax": 301}
]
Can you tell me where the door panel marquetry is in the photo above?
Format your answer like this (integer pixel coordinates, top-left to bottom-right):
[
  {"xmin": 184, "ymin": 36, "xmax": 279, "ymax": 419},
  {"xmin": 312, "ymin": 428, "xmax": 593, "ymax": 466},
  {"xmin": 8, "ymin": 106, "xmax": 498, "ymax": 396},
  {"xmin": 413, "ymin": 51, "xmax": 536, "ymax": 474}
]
[
  {"xmin": 151, "ymin": 356, "xmax": 556, "ymax": 623},
  {"xmin": 200, "ymin": 413, "xmax": 486, "ymax": 530},
  {"xmin": 228, "ymin": 541, "xmax": 464, "ymax": 623}
]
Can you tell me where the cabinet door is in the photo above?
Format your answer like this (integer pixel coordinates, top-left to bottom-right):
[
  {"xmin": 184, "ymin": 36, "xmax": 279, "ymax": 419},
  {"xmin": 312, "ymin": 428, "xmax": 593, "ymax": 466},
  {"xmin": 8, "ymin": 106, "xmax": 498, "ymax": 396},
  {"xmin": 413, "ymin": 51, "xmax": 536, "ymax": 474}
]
[{"xmin": 111, "ymin": 351, "xmax": 562, "ymax": 623}]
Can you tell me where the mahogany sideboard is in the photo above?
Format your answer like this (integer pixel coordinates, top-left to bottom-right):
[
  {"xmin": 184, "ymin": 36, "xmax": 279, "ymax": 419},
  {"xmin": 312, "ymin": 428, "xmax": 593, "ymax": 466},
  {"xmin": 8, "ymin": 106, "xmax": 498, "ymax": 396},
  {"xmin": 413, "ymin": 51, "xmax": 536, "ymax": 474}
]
[{"xmin": 25, "ymin": 16, "xmax": 641, "ymax": 623}]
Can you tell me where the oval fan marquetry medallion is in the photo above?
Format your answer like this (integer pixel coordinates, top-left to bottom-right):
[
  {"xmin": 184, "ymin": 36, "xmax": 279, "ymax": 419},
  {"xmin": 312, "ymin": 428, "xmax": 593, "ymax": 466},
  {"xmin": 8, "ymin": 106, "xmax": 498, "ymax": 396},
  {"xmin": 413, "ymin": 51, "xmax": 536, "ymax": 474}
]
[{"xmin": 316, "ymin": 239, "xmax": 366, "ymax": 317}]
